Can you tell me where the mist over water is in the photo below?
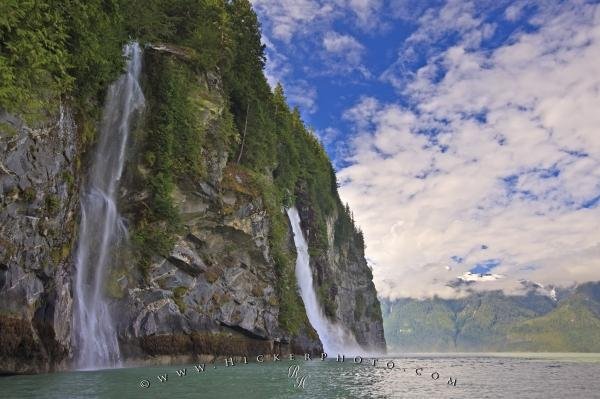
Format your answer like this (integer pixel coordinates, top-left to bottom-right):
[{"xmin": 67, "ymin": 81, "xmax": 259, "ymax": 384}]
[
  {"xmin": 287, "ymin": 207, "xmax": 362, "ymax": 355},
  {"xmin": 73, "ymin": 42, "xmax": 144, "ymax": 369}
]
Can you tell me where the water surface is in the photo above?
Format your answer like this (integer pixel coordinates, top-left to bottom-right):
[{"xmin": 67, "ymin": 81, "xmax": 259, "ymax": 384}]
[{"xmin": 2, "ymin": 353, "xmax": 600, "ymax": 398}]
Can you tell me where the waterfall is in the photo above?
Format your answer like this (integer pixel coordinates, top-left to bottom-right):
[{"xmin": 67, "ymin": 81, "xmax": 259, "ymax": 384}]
[
  {"xmin": 73, "ymin": 43, "xmax": 144, "ymax": 369},
  {"xmin": 286, "ymin": 207, "xmax": 362, "ymax": 355}
]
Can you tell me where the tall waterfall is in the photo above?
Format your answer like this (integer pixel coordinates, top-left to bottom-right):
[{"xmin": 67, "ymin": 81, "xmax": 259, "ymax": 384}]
[
  {"xmin": 73, "ymin": 43, "xmax": 144, "ymax": 369},
  {"xmin": 286, "ymin": 207, "xmax": 361, "ymax": 354}
]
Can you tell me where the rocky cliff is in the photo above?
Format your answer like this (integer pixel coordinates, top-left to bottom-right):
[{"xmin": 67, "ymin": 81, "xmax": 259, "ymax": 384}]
[
  {"xmin": 297, "ymin": 200, "xmax": 385, "ymax": 353},
  {"xmin": 0, "ymin": 44, "xmax": 384, "ymax": 374},
  {"xmin": 0, "ymin": 0, "xmax": 385, "ymax": 375},
  {"xmin": 113, "ymin": 48, "xmax": 320, "ymax": 360},
  {"xmin": 0, "ymin": 106, "xmax": 78, "ymax": 373}
]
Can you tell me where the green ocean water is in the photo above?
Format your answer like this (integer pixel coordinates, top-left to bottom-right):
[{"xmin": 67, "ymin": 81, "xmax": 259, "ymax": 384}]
[{"xmin": 2, "ymin": 353, "xmax": 600, "ymax": 398}]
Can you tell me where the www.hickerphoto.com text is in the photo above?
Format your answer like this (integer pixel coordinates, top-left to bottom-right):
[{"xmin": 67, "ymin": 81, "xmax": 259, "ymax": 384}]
[{"xmin": 137, "ymin": 353, "xmax": 459, "ymax": 389}]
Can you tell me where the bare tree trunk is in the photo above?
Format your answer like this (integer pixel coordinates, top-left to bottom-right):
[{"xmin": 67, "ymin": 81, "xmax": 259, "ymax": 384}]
[{"xmin": 237, "ymin": 103, "xmax": 250, "ymax": 164}]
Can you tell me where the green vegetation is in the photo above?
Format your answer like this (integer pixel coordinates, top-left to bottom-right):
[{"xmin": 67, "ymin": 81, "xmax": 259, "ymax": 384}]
[
  {"xmin": 131, "ymin": 54, "xmax": 190, "ymax": 268},
  {"xmin": 173, "ymin": 287, "xmax": 189, "ymax": 313},
  {"xmin": 50, "ymin": 242, "xmax": 71, "ymax": 264},
  {"xmin": 44, "ymin": 194, "xmax": 60, "ymax": 216},
  {"xmin": 383, "ymin": 297, "xmax": 458, "ymax": 352},
  {"xmin": 1, "ymin": 0, "xmax": 367, "ymax": 336},
  {"xmin": 21, "ymin": 187, "xmax": 36, "ymax": 203},
  {"xmin": 383, "ymin": 283, "xmax": 600, "ymax": 352},
  {"xmin": 0, "ymin": 0, "xmax": 127, "ymax": 122},
  {"xmin": 366, "ymin": 297, "xmax": 383, "ymax": 321},
  {"xmin": 354, "ymin": 293, "xmax": 366, "ymax": 320},
  {"xmin": 314, "ymin": 281, "xmax": 337, "ymax": 319},
  {"xmin": 121, "ymin": 1, "xmax": 362, "ymax": 334},
  {"xmin": 507, "ymin": 287, "xmax": 600, "ymax": 352},
  {"xmin": 105, "ymin": 268, "xmax": 128, "ymax": 299},
  {"xmin": 0, "ymin": 121, "xmax": 18, "ymax": 137}
]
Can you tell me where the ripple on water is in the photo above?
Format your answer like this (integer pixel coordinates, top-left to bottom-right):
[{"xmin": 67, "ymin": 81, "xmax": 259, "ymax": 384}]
[{"xmin": 1, "ymin": 354, "xmax": 600, "ymax": 398}]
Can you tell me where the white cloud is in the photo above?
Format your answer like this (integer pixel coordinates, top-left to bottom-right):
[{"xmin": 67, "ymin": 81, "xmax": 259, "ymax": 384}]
[
  {"xmin": 316, "ymin": 127, "xmax": 341, "ymax": 146},
  {"xmin": 409, "ymin": 1, "xmax": 484, "ymax": 45},
  {"xmin": 382, "ymin": 0, "xmax": 510, "ymax": 90},
  {"xmin": 262, "ymin": 36, "xmax": 291, "ymax": 87},
  {"xmin": 251, "ymin": 0, "xmax": 336, "ymax": 43},
  {"xmin": 251, "ymin": 0, "xmax": 384, "ymax": 44},
  {"xmin": 260, "ymin": 26, "xmax": 319, "ymax": 114},
  {"xmin": 323, "ymin": 31, "xmax": 365, "ymax": 65},
  {"xmin": 342, "ymin": 0, "xmax": 384, "ymax": 28},
  {"xmin": 251, "ymin": 0, "xmax": 382, "ymax": 82},
  {"xmin": 285, "ymin": 80, "xmax": 319, "ymax": 114},
  {"xmin": 459, "ymin": 272, "xmax": 504, "ymax": 282},
  {"xmin": 504, "ymin": 1, "xmax": 526, "ymax": 21},
  {"xmin": 343, "ymin": 96, "xmax": 380, "ymax": 128},
  {"xmin": 339, "ymin": 2, "xmax": 600, "ymax": 299},
  {"xmin": 389, "ymin": 0, "xmax": 432, "ymax": 21},
  {"xmin": 253, "ymin": 1, "xmax": 371, "ymax": 114}
]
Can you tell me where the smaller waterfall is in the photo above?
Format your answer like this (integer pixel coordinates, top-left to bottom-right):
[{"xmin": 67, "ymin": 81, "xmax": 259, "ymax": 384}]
[
  {"xmin": 287, "ymin": 207, "xmax": 362, "ymax": 354},
  {"xmin": 73, "ymin": 43, "xmax": 144, "ymax": 369}
]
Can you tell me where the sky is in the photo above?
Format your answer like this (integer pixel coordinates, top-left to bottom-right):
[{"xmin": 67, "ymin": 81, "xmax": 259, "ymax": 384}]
[{"xmin": 250, "ymin": 0, "xmax": 600, "ymax": 299}]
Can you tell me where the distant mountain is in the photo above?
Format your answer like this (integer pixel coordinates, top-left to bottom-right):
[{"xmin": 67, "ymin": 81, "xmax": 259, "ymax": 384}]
[{"xmin": 382, "ymin": 282, "xmax": 600, "ymax": 352}]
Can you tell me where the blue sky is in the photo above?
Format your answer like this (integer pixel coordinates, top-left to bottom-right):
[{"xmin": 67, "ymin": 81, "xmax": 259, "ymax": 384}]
[{"xmin": 251, "ymin": 0, "xmax": 600, "ymax": 299}]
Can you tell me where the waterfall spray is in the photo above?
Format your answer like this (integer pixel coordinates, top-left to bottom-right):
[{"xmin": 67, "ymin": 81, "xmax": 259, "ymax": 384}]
[
  {"xmin": 287, "ymin": 207, "xmax": 362, "ymax": 354},
  {"xmin": 73, "ymin": 43, "xmax": 144, "ymax": 369}
]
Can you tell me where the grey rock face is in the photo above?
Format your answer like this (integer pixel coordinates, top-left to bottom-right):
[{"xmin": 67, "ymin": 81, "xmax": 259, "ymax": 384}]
[
  {"xmin": 117, "ymin": 179, "xmax": 294, "ymax": 357},
  {"xmin": 0, "ymin": 106, "xmax": 79, "ymax": 374},
  {"xmin": 0, "ymin": 51, "xmax": 383, "ymax": 373},
  {"xmin": 298, "ymin": 206, "xmax": 387, "ymax": 354},
  {"xmin": 168, "ymin": 241, "xmax": 208, "ymax": 276},
  {"xmin": 110, "ymin": 58, "xmax": 321, "ymax": 360}
]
